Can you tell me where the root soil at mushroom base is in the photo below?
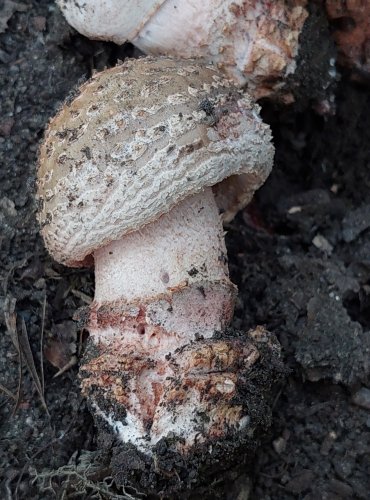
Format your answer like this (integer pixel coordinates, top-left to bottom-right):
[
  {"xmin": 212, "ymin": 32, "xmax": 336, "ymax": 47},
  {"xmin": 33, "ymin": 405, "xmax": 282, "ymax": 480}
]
[{"xmin": 1, "ymin": 1, "xmax": 370, "ymax": 499}]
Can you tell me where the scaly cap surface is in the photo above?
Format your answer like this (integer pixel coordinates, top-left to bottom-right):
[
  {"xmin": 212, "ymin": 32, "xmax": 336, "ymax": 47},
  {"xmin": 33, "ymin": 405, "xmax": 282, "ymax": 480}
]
[{"xmin": 37, "ymin": 57, "xmax": 273, "ymax": 266}]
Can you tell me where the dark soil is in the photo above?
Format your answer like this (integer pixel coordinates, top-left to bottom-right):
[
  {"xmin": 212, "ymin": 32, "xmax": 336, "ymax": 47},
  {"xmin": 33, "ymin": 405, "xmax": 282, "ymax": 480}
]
[{"xmin": 0, "ymin": 1, "xmax": 369, "ymax": 499}]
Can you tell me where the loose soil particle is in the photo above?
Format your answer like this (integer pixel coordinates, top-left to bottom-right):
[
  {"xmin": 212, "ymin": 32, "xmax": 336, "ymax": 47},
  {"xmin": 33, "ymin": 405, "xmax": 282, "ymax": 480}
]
[{"xmin": 0, "ymin": 1, "xmax": 369, "ymax": 499}]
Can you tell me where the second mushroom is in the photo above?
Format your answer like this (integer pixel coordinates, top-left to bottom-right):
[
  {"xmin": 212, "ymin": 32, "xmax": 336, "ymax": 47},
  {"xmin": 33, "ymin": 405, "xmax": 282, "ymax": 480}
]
[{"xmin": 37, "ymin": 57, "xmax": 278, "ymax": 476}]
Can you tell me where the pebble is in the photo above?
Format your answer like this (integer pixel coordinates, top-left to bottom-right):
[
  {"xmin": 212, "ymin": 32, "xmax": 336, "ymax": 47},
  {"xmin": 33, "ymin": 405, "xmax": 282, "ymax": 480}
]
[
  {"xmin": 334, "ymin": 457, "xmax": 354, "ymax": 479},
  {"xmin": 329, "ymin": 479, "xmax": 353, "ymax": 497},
  {"xmin": 312, "ymin": 234, "xmax": 334, "ymax": 254},
  {"xmin": 342, "ymin": 204, "xmax": 370, "ymax": 243},
  {"xmin": 320, "ymin": 430, "xmax": 337, "ymax": 455},
  {"xmin": 352, "ymin": 387, "xmax": 370, "ymax": 411},
  {"xmin": 32, "ymin": 16, "xmax": 46, "ymax": 31},
  {"xmin": 0, "ymin": 118, "xmax": 14, "ymax": 136},
  {"xmin": 285, "ymin": 470, "xmax": 315, "ymax": 494},
  {"xmin": 272, "ymin": 436, "xmax": 287, "ymax": 454}
]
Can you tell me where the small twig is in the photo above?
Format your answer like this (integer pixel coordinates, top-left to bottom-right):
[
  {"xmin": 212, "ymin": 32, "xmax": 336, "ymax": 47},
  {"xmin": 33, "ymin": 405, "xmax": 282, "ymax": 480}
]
[
  {"xmin": 40, "ymin": 293, "xmax": 47, "ymax": 396},
  {"xmin": 4, "ymin": 297, "xmax": 23, "ymax": 415},
  {"xmin": 4, "ymin": 297, "xmax": 18, "ymax": 351},
  {"xmin": 0, "ymin": 258, "xmax": 28, "ymax": 294},
  {"xmin": 0, "ymin": 382, "xmax": 16, "ymax": 401},
  {"xmin": 71, "ymin": 289, "xmax": 93, "ymax": 304},
  {"xmin": 19, "ymin": 318, "xmax": 50, "ymax": 417},
  {"xmin": 53, "ymin": 356, "xmax": 78, "ymax": 378},
  {"xmin": 12, "ymin": 349, "xmax": 22, "ymax": 417},
  {"xmin": 272, "ymin": 384, "xmax": 285, "ymax": 410}
]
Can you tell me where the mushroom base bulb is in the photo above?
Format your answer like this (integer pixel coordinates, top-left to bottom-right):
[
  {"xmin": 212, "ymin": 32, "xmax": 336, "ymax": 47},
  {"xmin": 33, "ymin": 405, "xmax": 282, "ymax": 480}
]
[{"xmin": 81, "ymin": 189, "xmax": 283, "ymax": 491}]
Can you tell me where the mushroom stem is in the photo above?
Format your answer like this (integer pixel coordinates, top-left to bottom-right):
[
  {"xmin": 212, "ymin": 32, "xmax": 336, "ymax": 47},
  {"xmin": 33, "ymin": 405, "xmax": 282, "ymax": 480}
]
[
  {"xmin": 94, "ymin": 187, "xmax": 233, "ymax": 316},
  {"xmin": 82, "ymin": 187, "xmax": 244, "ymax": 453}
]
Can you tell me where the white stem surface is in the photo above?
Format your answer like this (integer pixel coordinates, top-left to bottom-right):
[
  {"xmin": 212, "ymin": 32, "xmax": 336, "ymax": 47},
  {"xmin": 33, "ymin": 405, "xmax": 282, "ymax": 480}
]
[{"xmin": 94, "ymin": 187, "xmax": 228, "ymax": 304}]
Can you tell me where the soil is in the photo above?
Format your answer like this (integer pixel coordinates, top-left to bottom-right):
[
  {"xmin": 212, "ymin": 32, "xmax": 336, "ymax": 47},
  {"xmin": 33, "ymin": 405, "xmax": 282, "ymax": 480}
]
[{"xmin": 0, "ymin": 1, "xmax": 369, "ymax": 499}]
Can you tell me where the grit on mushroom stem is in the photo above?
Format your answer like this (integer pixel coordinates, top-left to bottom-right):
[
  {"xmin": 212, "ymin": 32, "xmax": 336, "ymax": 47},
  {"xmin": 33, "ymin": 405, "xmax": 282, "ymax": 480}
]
[{"xmin": 84, "ymin": 187, "xmax": 244, "ymax": 450}]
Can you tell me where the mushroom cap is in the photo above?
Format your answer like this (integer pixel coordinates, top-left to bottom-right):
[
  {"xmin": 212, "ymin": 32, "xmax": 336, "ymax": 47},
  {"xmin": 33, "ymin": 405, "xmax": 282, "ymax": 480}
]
[
  {"xmin": 37, "ymin": 57, "xmax": 273, "ymax": 267},
  {"xmin": 57, "ymin": 0, "xmax": 308, "ymax": 96}
]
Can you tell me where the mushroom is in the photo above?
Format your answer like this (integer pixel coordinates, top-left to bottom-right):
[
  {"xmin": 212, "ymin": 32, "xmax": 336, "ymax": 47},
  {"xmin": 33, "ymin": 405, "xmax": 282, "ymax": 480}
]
[
  {"xmin": 37, "ymin": 57, "xmax": 277, "ymax": 474},
  {"xmin": 57, "ymin": 0, "xmax": 309, "ymax": 99}
]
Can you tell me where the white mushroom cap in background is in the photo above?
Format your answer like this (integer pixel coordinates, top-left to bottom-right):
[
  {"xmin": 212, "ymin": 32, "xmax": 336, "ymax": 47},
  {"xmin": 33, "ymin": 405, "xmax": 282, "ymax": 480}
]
[
  {"xmin": 56, "ymin": 0, "xmax": 308, "ymax": 97},
  {"xmin": 57, "ymin": 0, "xmax": 166, "ymax": 43},
  {"xmin": 37, "ymin": 57, "xmax": 274, "ymax": 267}
]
